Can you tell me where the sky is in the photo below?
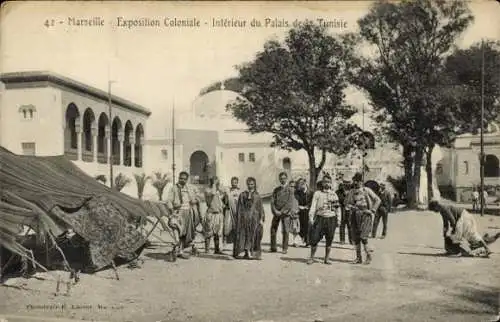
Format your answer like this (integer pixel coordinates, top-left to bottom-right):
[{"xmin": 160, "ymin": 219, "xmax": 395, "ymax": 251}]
[{"xmin": 1, "ymin": 1, "xmax": 499, "ymax": 138}]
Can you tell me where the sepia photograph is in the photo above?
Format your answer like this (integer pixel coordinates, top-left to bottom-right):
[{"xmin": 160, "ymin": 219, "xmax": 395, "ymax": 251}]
[{"xmin": 0, "ymin": 1, "xmax": 499, "ymax": 321}]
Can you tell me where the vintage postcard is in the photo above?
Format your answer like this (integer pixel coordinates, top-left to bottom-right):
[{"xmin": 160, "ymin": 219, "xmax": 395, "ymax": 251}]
[{"xmin": 0, "ymin": 1, "xmax": 499, "ymax": 321}]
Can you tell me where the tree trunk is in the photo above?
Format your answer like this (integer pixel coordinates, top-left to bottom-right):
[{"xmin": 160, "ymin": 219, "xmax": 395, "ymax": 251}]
[
  {"xmin": 426, "ymin": 144, "xmax": 435, "ymax": 205},
  {"xmin": 307, "ymin": 149, "xmax": 318, "ymax": 192},
  {"xmin": 408, "ymin": 147, "xmax": 424, "ymax": 209},
  {"xmin": 403, "ymin": 144, "xmax": 414, "ymax": 206}
]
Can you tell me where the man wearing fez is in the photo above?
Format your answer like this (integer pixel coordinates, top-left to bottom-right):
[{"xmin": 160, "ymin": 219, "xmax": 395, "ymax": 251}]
[
  {"xmin": 345, "ymin": 172, "xmax": 381, "ymax": 264},
  {"xmin": 166, "ymin": 171, "xmax": 201, "ymax": 259},
  {"xmin": 307, "ymin": 175, "xmax": 340, "ymax": 265}
]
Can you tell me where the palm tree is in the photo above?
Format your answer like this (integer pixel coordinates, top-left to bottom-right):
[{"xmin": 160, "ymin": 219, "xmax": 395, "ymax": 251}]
[
  {"xmin": 114, "ymin": 173, "xmax": 131, "ymax": 192},
  {"xmin": 151, "ymin": 172, "xmax": 170, "ymax": 201},
  {"xmin": 134, "ymin": 173, "xmax": 150, "ymax": 200}
]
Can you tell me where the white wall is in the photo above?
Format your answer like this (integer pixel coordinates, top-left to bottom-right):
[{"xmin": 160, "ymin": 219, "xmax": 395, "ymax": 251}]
[{"xmin": 0, "ymin": 87, "xmax": 64, "ymax": 155}]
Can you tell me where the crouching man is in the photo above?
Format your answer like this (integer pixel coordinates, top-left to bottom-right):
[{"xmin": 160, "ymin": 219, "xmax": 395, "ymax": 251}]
[{"xmin": 428, "ymin": 200, "xmax": 498, "ymax": 258}]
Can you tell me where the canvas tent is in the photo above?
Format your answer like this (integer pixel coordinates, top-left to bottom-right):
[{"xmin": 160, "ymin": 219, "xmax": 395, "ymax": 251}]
[{"xmin": 0, "ymin": 147, "xmax": 171, "ymax": 274}]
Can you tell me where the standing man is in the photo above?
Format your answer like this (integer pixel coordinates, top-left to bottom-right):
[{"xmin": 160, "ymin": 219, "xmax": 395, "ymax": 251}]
[
  {"xmin": 204, "ymin": 176, "xmax": 225, "ymax": 254},
  {"xmin": 345, "ymin": 172, "xmax": 381, "ymax": 264},
  {"xmin": 223, "ymin": 176, "xmax": 240, "ymax": 252},
  {"xmin": 233, "ymin": 177, "xmax": 266, "ymax": 260},
  {"xmin": 482, "ymin": 189, "xmax": 489, "ymax": 212},
  {"xmin": 166, "ymin": 171, "xmax": 201, "ymax": 259},
  {"xmin": 295, "ymin": 178, "xmax": 314, "ymax": 247},
  {"xmin": 372, "ymin": 183, "xmax": 393, "ymax": 239},
  {"xmin": 307, "ymin": 175, "xmax": 340, "ymax": 265},
  {"xmin": 471, "ymin": 187, "xmax": 479, "ymax": 213},
  {"xmin": 336, "ymin": 181, "xmax": 351, "ymax": 245},
  {"xmin": 270, "ymin": 172, "xmax": 295, "ymax": 254}
]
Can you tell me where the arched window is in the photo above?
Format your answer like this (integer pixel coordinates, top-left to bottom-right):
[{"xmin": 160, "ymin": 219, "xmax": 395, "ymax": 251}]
[
  {"xmin": 135, "ymin": 124, "xmax": 144, "ymax": 168},
  {"xmin": 97, "ymin": 113, "xmax": 109, "ymax": 163},
  {"xmin": 64, "ymin": 103, "xmax": 80, "ymax": 154},
  {"xmin": 484, "ymin": 154, "xmax": 499, "ymax": 177},
  {"xmin": 283, "ymin": 157, "xmax": 291, "ymax": 171},
  {"xmin": 123, "ymin": 121, "xmax": 134, "ymax": 167},
  {"xmin": 463, "ymin": 161, "xmax": 469, "ymax": 175},
  {"xmin": 19, "ymin": 104, "xmax": 36, "ymax": 120},
  {"xmin": 111, "ymin": 117, "xmax": 122, "ymax": 165},
  {"xmin": 436, "ymin": 162, "xmax": 443, "ymax": 175},
  {"xmin": 82, "ymin": 108, "xmax": 95, "ymax": 154}
]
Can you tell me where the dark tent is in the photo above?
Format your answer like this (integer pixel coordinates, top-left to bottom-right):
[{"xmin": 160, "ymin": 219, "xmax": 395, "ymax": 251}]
[{"xmin": 0, "ymin": 147, "xmax": 170, "ymax": 274}]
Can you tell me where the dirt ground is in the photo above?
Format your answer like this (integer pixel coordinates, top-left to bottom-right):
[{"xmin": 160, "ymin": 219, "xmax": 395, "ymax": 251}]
[{"xmin": 1, "ymin": 204, "xmax": 499, "ymax": 322}]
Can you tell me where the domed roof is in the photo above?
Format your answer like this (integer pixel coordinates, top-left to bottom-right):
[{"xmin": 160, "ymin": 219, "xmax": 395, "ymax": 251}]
[{"xmin": 192, "ymin": 89, "xmax": 244, "ymax": 119}]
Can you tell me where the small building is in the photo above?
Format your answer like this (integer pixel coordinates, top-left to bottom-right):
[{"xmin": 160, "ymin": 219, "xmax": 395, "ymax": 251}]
[{"xmin": 436, "ymin": 119, "xmax": 500, "ymax": 202}]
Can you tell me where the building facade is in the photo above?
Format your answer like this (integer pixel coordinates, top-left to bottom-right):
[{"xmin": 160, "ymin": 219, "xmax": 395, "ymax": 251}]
[
  {"xmin": 0, "ymin": 71, "xmax": 151, "ymax": 198},
  {"xmin": 173, "ymin": 88, "xmax": 404, "ymax": 196},
  {"xmin": 436, "ymin": 120, "xmax": 500, "ymax": 202}
]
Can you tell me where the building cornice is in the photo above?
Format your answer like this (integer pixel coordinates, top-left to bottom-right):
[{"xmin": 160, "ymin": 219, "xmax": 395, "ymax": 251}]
[{"xmin": 0, "ymin": 71, "xmax": 151, "ymax": 116}]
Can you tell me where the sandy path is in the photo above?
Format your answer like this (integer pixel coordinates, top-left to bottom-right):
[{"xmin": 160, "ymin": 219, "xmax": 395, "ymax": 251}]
[{"xmin": 1, "ymin": 206, "xmax": 499, "ymax": 322}]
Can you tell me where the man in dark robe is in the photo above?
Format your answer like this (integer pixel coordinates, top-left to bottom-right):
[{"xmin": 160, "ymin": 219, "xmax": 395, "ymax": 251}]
[
  {"xmin": 233, "ymin": 177, "xmax": 265, "ymax": 260},
  {"xmin": 270, "ymin": 172, "xmax": 295, "ymax": 254},
  {"xmin": 295, "ymin": 178, "xmax": 314, "ymax": 247}
]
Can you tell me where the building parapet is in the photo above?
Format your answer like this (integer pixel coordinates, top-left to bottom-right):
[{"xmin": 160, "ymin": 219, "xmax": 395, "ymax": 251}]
[{"xmin": 0, "ymin": 71, "xmax": 151, "ymax": 116}]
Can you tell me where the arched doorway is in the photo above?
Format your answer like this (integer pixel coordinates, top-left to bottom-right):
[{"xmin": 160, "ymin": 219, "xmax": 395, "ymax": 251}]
[
  {"xmin": 485, "ymin": 154, "xmax": 499, "ymax": 177},
  {"xmin": 190, "ymin": 150, "xmax": 209, "ymax": 184},
  {"xmin": 82, "ymin": 108, "xmax": 95, "ymax": 162},
  {"xmin": 123, "ymin": 121, "xmax": 133, "ymax": 167},
  {"xmin": 135, "ymin": 124, "xmax": 144, "ymax": 168},
  {"xmin": 97, "ymin": 113, "xmax": 109, "ymax": 164},
  {"xmin": 64, "ymin": 103, "xmax": 80, "ymax": 160},
  {"xmin": 111, "ymin": 117, "xmax": 122, "ymax": 165}
]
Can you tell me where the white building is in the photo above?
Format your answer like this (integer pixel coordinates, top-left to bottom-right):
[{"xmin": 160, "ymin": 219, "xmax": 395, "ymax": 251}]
[
  {"xmin": 0, "ymin": 71, "xmax": 407, "ymax": 200},
  {"xmin": 171, "ymin": 87, "xmax": 404, "ymax": 196},
  {"xmin": 0, "ymin": 71, "xmax": 154, "ymax": 199},
  {"xmin": 436, "ymin": 120, "xmax": 500, "ymax": 202}
]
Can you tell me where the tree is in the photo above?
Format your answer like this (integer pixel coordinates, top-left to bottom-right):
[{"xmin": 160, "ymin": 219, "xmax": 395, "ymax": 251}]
[
  {"xmin": 151, "ymin": 172, "xmax": 170, "ymax": 201},
  {"xmin": 354, "ymin": 0, "xmax": 474, "ymax": 207},
  {"xmin": 134, "ymin": 173, "xmax": 150, "ymax": 200},
  {"xmin": 114, "ymin": 173, "xmax": 131, "ymax": 192},
  {"xmin": 227, "ymin": 21, "xmax": 365, "ymax": 189},
  {"xmin": 443, "ymin": 41, "xmax": 500, "ymax": 133}
]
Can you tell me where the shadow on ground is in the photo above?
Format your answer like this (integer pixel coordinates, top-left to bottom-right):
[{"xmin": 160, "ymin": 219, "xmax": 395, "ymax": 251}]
[{"xmin": 280, "ymin": 256, "xmax": 354, "ymax": 264}]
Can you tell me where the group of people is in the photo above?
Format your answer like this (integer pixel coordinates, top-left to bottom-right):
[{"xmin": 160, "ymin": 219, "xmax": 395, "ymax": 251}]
[
  {"xmin": 471, "ymin": 187, "xmax": 489, "ymax": 212},
  {"xmin": 164, "ymin": 170, "xmax": 396, "ymax": 265},
  {"xmin": 165, "ymin": 171, "xmax": 265, "ymax": 260},
  {"xmin": 163, "ymin": 170, "xmax": 498, "ymax": 263}
]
